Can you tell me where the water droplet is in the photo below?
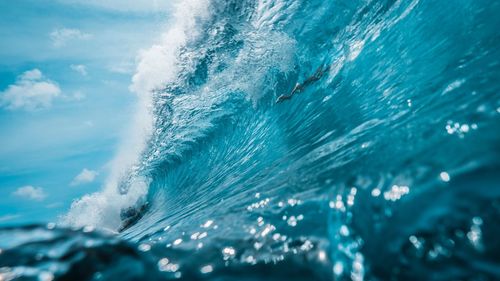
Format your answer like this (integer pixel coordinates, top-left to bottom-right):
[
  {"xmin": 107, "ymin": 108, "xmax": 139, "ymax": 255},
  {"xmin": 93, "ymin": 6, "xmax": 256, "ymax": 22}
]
[
  {"xmin": 202, "ymin": 220, "xmax": 214, "ymax": 228},
  {"xmin": 460, "ymin": 124, "xmax": 469, "ymax": 133},
  {"xmin": 318, "ymin": 250, "xmax": 327, "ymax": 261},
  {"xmin": 287, "ymin": 198, "xmax": 298, "ymax": 206},
  {"xmin": 339, "ymin": 225, "xmax": 350, "ymax": 236},
  {"xmin": 222, "ymin": 247, "xmax": 236, "ymax": 260},
  {"xmin": 191, "ymin": 232, "xmax": 200, "ymax": 240},
  {"xmin": 287, "ymin": 216, "xmax": 297, "ymax": 227},
  {"xmin": 200, "ymin": 265, "xmax": 213, "ymax": 274},
  {"xmin": 333, "ymin": 262, "xmax": 344, "ymax": 276},
  {"xmin": 158, "ymin": 258, "xmax": 170, "ymax": 271},
  {"xmin": 440, "ymin": 172, "xmax": 450, "ymax": 182},
  {"xmin": 39, "ymin": 272, "xmax": 54, "ymax": 281},
  {"xmin": 165, "ymin": 263, "xmax": 179, "ymax": 272},
  {"xmin": 261, "ymin": 224, "xmax": 275, "ymax": 237},
  {"xmin": 138, "ymin": 243, "xmax": 151, "ymax": 252}
]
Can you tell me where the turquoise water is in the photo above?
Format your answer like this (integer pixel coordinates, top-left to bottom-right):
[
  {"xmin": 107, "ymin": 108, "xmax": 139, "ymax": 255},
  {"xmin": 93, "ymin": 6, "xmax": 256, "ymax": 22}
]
[{"xmin": 1, "ymin": 0, "xmax": 500, "ymax": 280}]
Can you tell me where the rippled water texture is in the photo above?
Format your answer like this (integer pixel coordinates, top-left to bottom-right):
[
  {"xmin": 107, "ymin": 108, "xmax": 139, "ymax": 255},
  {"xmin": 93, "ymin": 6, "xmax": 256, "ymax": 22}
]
[{"xmin": 2, "ymin": 0, "xmax": 500, "ymax": 280}]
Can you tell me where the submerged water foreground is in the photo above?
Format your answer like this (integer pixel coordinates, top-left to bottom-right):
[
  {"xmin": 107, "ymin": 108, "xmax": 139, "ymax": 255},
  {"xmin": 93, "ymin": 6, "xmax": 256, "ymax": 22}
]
[{"xmin": 2, "ymin": 0, "xmax": 500, "ymax": 280}]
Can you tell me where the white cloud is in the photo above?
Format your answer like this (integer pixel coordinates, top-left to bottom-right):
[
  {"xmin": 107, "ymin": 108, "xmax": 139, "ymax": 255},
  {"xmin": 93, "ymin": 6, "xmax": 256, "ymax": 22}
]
[
  {"xmin": 22, "ymin": 69, "xmax": 43, "ymax": 80},
  {"xmin": 50, "ymin": 28, "xmax": 92, "ymax": 48},
  {"xmin": 0, "ymin": 69, "xmax": 61, "ymax": 111},
  {"xmin": 71, "ymin": 168, "xmax": 98, "ymax": 186},
  {"xmin": 72, "ymin": 91, "xmax": 86, "ymax": 101},
  {"xmin": 70, "ymin": 64, "xmax": 88, "ymax": 76},
  {"xmin": 12, "ymin": 185, "xmax": 47, "ymax": 201}
]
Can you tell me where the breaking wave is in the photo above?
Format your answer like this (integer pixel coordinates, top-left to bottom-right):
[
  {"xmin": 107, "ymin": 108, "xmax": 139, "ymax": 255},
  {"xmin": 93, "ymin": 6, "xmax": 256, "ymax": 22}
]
[{"xmin": 2, "ymin": 0, "xmax": 500, "ymax": 280}]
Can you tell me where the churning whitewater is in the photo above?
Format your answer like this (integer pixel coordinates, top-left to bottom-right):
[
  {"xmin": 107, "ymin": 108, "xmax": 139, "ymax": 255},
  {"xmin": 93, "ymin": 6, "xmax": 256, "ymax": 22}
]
[{"xmin": 2, "ymin": 0, "xmax": 500, "ymax": 280}]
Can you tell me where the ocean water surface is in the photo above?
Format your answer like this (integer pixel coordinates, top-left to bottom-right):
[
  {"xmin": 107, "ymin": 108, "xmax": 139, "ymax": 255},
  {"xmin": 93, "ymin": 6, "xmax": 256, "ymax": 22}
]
[{"xmin": 1, "ymin": 0, "xmax": 500, "ymax": 280}]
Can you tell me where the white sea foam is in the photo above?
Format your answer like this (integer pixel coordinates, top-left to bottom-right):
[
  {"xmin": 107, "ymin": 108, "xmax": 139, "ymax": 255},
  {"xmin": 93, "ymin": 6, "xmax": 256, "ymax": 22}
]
[{"xmin": 62, "ymin": 0, "xmax": 211, "ymax": 230}]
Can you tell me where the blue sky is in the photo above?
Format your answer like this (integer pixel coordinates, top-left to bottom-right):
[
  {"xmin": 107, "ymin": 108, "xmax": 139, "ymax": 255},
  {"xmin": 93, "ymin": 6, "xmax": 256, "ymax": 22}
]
[{"xmin": 0, "ymin": 0, "xmax": 170, "ymax": 225}]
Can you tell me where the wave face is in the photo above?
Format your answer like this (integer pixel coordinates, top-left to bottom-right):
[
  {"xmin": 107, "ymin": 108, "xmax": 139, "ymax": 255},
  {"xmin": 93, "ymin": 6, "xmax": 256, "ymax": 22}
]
[{"xmin": 2, "ymin": 0, "xmax": 500, "ymax": 280}]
